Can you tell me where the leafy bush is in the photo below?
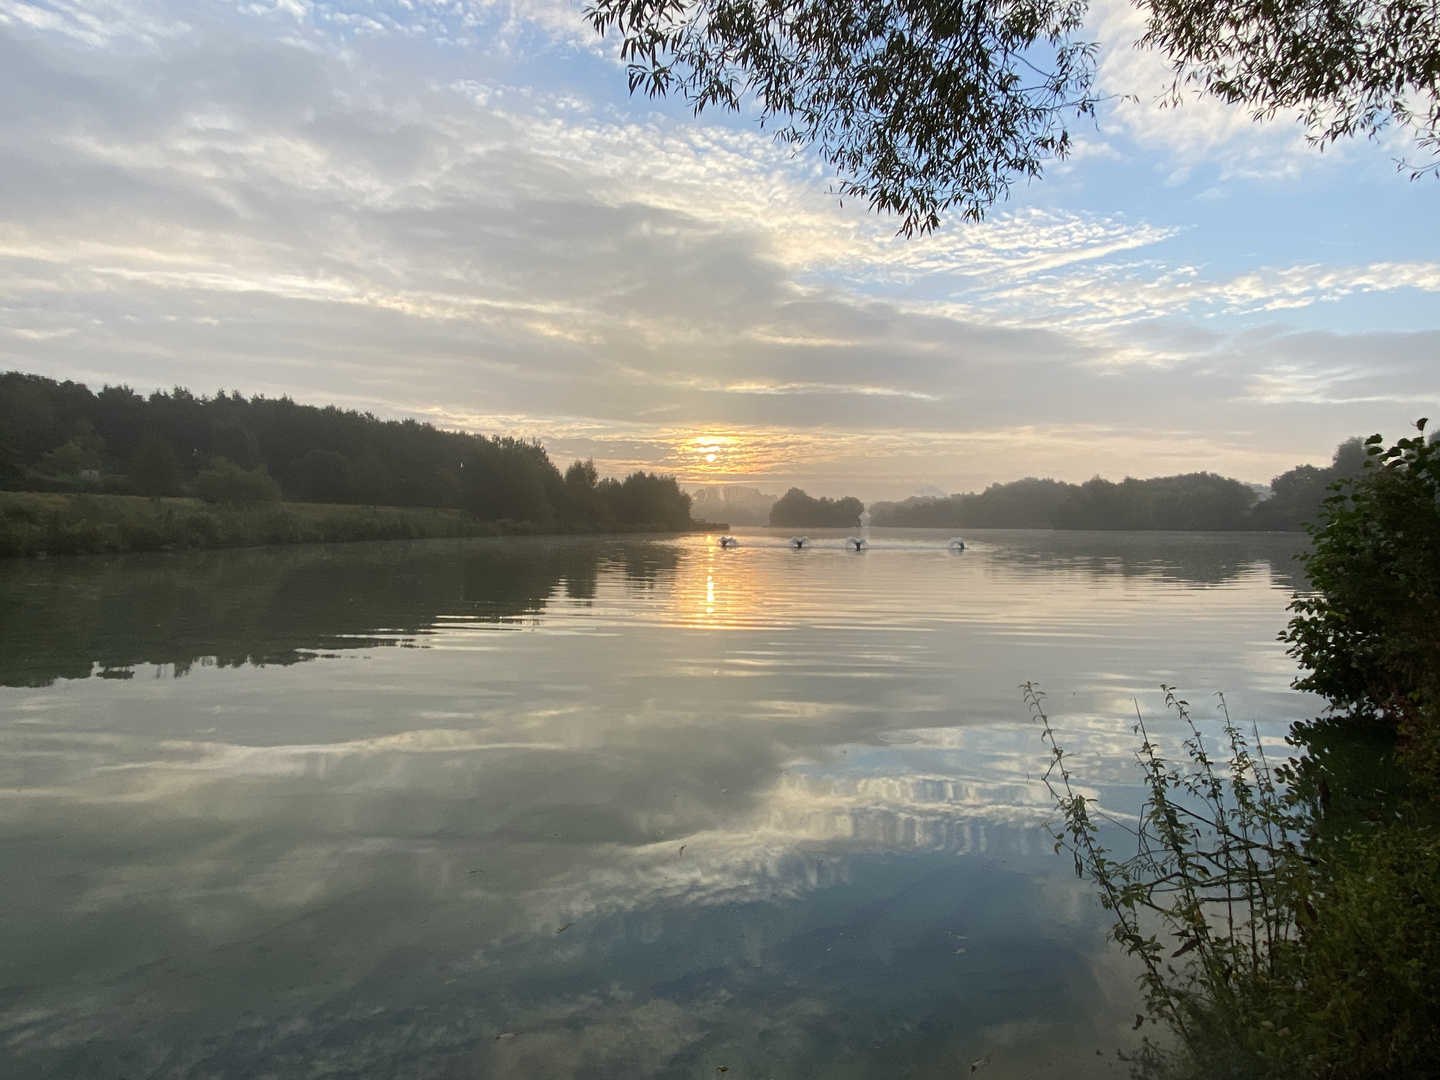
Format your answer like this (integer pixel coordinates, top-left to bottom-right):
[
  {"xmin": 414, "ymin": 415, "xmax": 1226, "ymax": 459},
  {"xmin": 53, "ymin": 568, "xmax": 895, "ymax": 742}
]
[
  {"xmin": 1033, "ymin": 685, "xmax": 1440, "ymax": 1080},
  {"xmin": 193, "ymin": 459, "xmax": 282, "ymax": 506},
  {"xmin": 1285, "ymin": 421, "xmax": 1440, "ymax": 780},
  {"xmin": 1035, "ymin": 424, "xmax": 1440, "ymax": 1079}
]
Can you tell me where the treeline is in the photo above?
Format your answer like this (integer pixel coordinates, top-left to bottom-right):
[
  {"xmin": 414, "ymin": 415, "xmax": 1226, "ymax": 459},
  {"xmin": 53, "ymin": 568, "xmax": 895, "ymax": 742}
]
[
  {"xmin": 871, "ymin": 439, "xmax": 1369, "ymax": 532},
  {"xmin": 768, "ymin": 487, "xmax": 864, "ymax": 528},
  {"xmin": 0, "ymin": 372, "xmax": 698, "ymax": 529}
]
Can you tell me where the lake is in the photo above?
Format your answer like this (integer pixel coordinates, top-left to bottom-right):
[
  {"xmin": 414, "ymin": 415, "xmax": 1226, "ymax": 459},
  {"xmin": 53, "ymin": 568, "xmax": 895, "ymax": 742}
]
[{"xmin": 0, "ymin": 528, "xmax": 1316, "ymax": 1079}]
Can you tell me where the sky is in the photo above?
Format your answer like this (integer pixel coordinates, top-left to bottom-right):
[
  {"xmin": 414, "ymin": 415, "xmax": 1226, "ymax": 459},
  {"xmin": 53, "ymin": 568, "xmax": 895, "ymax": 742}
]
[{"xmin": 1, "ymin": 0, "xmax": 1437, "ymax": 500}]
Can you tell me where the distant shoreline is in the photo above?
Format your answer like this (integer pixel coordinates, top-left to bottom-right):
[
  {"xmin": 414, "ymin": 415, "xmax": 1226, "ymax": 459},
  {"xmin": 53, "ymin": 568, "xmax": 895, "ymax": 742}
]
[
  {"xmin": 0, "ymin": 491, "xmax": 724, "ymax": 559},
  {"xmin": 726, "ymin": 524, "xmax": 1310, "ymax": 535}
]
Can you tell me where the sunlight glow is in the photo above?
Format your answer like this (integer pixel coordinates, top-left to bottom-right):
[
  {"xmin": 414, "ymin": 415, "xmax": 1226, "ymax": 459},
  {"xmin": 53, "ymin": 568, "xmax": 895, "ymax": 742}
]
[{"xmin": 679, "ymin": 433, "xmax": 750, "ymax": 478}]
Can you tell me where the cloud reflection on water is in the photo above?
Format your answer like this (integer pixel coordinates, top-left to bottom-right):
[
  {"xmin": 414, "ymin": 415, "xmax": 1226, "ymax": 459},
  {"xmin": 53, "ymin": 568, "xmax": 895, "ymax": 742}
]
[{"xmin": 0, "ymin": 530, "xmax": 1315, "ymax": 1077}]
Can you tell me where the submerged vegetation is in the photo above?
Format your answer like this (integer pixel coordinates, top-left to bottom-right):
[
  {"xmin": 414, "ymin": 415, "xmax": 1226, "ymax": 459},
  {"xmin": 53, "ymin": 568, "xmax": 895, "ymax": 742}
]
[
  {"xmin": 1038, "ymin": 423, "xmax": 1440, "ymax": 1079},
  {"xmin": 0, "ymin": 372, "xmax": 711, "ymax": 554}
]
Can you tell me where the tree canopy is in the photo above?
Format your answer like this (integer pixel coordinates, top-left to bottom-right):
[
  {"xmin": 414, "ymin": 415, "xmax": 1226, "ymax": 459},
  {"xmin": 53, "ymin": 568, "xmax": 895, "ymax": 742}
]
[
  {"xmin": 768, "ymin": 487, "xmax": 865, "ymax": 526},
  {"xmin": 0, "ymin": 371, "xmax": 698, "ymax": 531},
  {"xmin": 867, "ymin": 439, "xmax": 1367, "ymax": 530},
  {"xmin": 587, "ymin": 0, "xmax": 1440, "ymax": 230},
  {"xmin": 1286, "ymin": 421, "xmax": 1440, "ymax": 778}
]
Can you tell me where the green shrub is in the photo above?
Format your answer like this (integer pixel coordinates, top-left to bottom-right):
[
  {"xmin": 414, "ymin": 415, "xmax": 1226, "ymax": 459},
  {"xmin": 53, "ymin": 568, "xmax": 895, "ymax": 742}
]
[
  {"xmin": 1033, "ymin": 685, "xmax": 1440, "ymax": 1080},
  {"xmin": 1035, "ymin": 425, "xmax": 1440, "ymax": 1079},
  {"xmin": 1286, "ymin": 421, "xmax": 1440, "ymax": 781},
  {"xmin": 193, "ymin": 459, "xmax": 281, "ymax": 507}
]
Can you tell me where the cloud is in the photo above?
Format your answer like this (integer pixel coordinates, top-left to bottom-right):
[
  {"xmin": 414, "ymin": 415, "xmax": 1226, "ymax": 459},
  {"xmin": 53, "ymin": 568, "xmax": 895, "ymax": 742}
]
[
  {"xmin": 935, "ymin": 258, "xmax": 1440, "ymax": 332},
  {"xmin": 0, "ymin": 8, "xmax": 1436, "ymax": 494},
  {"xmin": 1087, "ymin": 0, "xmax": 1325, "ymax": 181},
  {"xmin": 1085, "ymin": 0, "xmax": 1420, "ymax": 182}
]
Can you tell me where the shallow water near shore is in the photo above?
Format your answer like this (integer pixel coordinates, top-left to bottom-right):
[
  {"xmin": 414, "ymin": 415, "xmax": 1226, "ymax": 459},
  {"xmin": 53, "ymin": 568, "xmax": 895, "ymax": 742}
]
[{"xmin": 0, "ymin": 528, "xmax": 1315, "ymax": 1079}]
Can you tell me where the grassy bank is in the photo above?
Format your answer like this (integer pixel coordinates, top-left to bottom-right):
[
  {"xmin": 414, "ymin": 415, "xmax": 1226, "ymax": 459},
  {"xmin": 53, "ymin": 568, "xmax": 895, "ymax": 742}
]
[{"xmin": 0, "ymin": 491, "xmax": 722, "ymax": 558}]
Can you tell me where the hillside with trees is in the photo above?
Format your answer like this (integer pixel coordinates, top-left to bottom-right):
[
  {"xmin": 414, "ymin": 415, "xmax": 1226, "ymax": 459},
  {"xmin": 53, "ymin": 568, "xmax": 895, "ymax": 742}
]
[{"xmin": 0, "ymin": 372, "xmax": 697, "ymax": 531}]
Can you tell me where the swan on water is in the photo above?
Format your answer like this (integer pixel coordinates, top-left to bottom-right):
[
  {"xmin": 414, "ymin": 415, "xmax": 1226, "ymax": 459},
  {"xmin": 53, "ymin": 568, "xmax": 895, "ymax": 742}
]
[
  {"xmin": 718, "ymin": 536, "xmax": 739, "ymax": 548},
  {"xmin": 789, "ymin": 536, "xmax": 810, "ymax": 549},
  {"xmin": 948, "ymin": 537, "xmax": 966, "ymax": 551},
  {"xmin": 846, "ymin": 536, "xmax": 867, "ymax": 550}
]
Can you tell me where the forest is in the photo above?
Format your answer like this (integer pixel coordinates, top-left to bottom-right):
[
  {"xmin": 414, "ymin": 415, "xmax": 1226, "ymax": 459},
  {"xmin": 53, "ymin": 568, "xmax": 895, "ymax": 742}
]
[
  {"xmin": 869, "ymin": 439, "xmax": 1369, "ymax": 532},
  {"xmin": 2, "ymin": 370, "xmax": 1375, "ymax": 538},
  {"xmin": 0, "ymin": 372, "xmax": 695, "ymax": 530}
]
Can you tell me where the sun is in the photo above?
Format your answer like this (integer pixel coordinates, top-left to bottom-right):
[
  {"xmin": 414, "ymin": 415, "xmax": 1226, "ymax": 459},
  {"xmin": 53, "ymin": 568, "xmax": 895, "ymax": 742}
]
[
  {"xmin": 683, "ymin": 434, "xmax": 731, "ymax": 474},
  {"xmin": 680, "ymin": 432, "xmax": 774, "ymax": 480}
]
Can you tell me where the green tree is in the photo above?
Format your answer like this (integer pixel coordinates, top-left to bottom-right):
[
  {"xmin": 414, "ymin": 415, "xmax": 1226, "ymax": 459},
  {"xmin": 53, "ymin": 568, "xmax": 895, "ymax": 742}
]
[
  {"xmin": 347, "ymin": 446, "xmax": 392, "ymax": 506},
  {"xmin": 131, "ymin": 436, "xmax": 183, "ymax": 497},
  {"xmin": 606, "ymin": 471, "xmax": 694, "ymax": 527},
  {"xmin": 562, "ymin": 458, "xmax": 611, "ymax": 524},
  {"xmin": 587, "ymin": 0, "xmax": 1439, "ymax": 231},
  {"xmin": 768, "ymin": 487, "xmax": 864, "ymax": 527},
  {"xmin": 1286, "ymin": 421, "xmax": 1440, "ymax": 779},
  {"xmin": 588, "ymin": 0, "xmax": 1099, "ymax": 233},
  {"xmin": 1142, "ymin": 0, "xmax": 1440, "ymax": 174},
  {"xmin": 0, "ymin": 424, "xmax": 20, "ymax": 480},
  {"xmin": 1250, "ymin": 436, "xmax": 1369, "ymax": 531},
  {"xmin": 193, "ymin": 459, "xmax": 282, "ymax": 507},
  {"xmin": 288, "ymin": 448, "xmax": 351, "ymax": 503},
  {"xmin": 1037, "ymin": 424, "xmax": 1440, "ymax": 1080},
  {"xmin": 461, "ymin": 438, "xmax": 556, "ymax": 523},
  {"xmin": 1053, "ymin": 472, "xmax": 1255, "ymax": 530},
  {"xmin": 210, "ymin": 420, "xmax": 261, "ymax": 470},
  {"xmin": 39, "ymin": 429, "xmax": 104, "ymax": 476}
]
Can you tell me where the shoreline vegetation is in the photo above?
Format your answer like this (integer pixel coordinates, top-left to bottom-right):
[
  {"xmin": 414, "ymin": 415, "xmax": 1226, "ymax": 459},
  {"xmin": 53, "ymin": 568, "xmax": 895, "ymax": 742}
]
[
  {"xmin": 0, "ymin": 491, "xmax": 722, "ymax": 559},
  {"xmin": 0, "ymin": 371, "xmax": 720, "ymax": 557},
  {"xmin": 682, "ymin": 439, "xmax": 1368, "ymax": 534},
  {"xmin": 0, "ymin": 369, "xmax": 1371, "ymax": 554},
  {"xmin": 869, "ymin": 437, "xmax": 1368, "ymax": 533},
  {"xmin": 1041, "ymin": 423, "xmax": 1440, "ymax": 1080}
]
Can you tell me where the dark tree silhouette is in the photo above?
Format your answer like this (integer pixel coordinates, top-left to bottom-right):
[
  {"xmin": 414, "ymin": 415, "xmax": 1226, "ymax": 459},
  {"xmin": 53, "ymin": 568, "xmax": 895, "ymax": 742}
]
[
  {"xmin": 768, "ymin": 488, "xmax": 864, "ymax": 528},
  {"xmin": 587, "ymin": 0, "xmax": 1439, "ymax": 232},
  {"xmin": 0, "ymin": 371, "xmax": 700, "ymax": 530}
]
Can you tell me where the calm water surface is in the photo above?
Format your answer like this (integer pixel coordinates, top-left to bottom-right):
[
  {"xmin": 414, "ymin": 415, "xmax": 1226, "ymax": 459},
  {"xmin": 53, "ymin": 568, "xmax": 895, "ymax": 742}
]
[{"xmin": 0, "ymin": 529, "xmax": 1315, "ymax": 1079}]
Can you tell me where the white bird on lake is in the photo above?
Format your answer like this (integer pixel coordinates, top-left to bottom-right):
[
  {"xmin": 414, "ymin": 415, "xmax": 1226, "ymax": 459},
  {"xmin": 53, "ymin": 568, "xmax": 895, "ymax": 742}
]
[
  {"xmin": 948, "ymin": 537, "xmax": 966, "ymax": 551},
  {"xmin": 846, "ymin": 536, "xmax": 867, "ymax": 550},
  {"xmin": 790, "ymin": 536, "xmax": 809, "ymax": 549},
  {"xmin": 719, "ymin": 536, "xmax": 739, "ymax": 548}
]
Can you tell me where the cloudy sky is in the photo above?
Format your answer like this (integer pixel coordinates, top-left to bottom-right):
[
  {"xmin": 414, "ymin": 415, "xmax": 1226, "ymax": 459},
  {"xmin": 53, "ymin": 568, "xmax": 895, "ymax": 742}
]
[{"xmin": 1, "ymin": 0, "xmax": 1437, "ymax": 498}]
